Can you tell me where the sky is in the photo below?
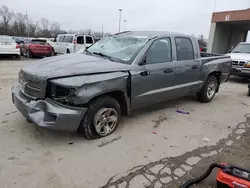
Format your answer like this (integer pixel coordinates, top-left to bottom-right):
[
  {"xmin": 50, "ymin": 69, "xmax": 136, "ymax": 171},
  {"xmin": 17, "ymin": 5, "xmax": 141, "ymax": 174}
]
[{"xmin": 1, "ymin": 0, "xmax": 250, "ymax": 38}]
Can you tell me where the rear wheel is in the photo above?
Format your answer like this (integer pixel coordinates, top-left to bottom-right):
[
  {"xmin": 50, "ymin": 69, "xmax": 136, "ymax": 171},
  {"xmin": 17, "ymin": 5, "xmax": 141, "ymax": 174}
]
[
  {"xmin": 197, "ymin": 75, "xmax": 218, "ymax": 103},
  {"xmin": 26, "ymin": 50, "xmax": 32, "ymax": 58},
  {"xmin": 66, "ymin": 49, "xmax": 70, "ymax": 54},
  {"xmin": 78, "ymin": 96, "xmax": 121, "ymax": 140}
]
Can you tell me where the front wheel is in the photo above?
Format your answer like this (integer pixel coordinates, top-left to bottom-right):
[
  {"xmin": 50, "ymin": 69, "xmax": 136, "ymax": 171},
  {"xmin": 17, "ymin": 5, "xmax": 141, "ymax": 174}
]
[
  {"xmin": 78, "ymin": 96, "xmax": 121, "ymax": 139},
  {"xmin": 197, "ymin": 75, "xmax": 218, "ymax": 103}
]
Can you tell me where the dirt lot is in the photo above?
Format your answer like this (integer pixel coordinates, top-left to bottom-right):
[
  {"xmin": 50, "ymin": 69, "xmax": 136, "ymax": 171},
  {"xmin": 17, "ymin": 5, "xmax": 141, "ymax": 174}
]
[{"xmin": 0, "ymin": 59, "xmax": 249, "ymax": 188}]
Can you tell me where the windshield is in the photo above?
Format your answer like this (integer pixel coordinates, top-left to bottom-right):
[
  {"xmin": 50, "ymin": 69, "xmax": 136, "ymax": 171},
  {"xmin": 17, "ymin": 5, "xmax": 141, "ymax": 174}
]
[
  {"xmin": 232, "ymin": 43, "xmax": 250, "ymax": 53},
  {"xmin": 87, "ymin": 36, "xmax": 149, "ymax": 63}
]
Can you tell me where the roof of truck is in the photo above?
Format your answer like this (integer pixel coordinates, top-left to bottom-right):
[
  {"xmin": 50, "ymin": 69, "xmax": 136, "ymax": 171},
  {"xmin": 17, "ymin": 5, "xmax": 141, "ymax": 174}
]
[{"xmin": 114, "ymin": 31, "xmax": 192, "ymax": 39}]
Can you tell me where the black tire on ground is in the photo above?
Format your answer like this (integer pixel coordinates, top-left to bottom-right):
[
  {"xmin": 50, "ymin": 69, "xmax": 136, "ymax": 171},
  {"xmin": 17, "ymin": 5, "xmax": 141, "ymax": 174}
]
[
  {"xmin": 197, "ymin": 75, "xmax": 218, "ymax": 103},
  {"xmin": 78, "ymin": 96, "xmax": 121, "ymax": 140},
  {"xmin": 248, "ymin": 89, "xmax": 250, "ymax": 96},
  {"xmin": 15, "ymin": 55, "xmax": 20, "ymax": 59},
  {"xmin": 26, "ymin": 50, "xmax": 32, "ymax": 58},
  {"xmin": 51, "ymin": 48, "xmax": 56, "ymax": 56},
  {"xmin": 66, "ymin": 49, "xmax": 70, "ymax": 53},
  {"xmin": 20, "ymin": 49, "xmax": 23, "ymax": 56}
]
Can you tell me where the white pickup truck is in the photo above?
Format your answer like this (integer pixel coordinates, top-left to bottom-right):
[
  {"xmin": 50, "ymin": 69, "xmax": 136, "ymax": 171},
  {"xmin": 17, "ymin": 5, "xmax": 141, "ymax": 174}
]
[
  {"xmin": 52, "ymin": 34, "xmax": 94, "ymax": 55},
  {"xmin": 227, "ymin": 42, "xmax": 250, "ymax": 78}
]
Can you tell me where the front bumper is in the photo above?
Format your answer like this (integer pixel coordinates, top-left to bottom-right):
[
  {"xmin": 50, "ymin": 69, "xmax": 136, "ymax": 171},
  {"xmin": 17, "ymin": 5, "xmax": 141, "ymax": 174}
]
[
  {"xmin": 12, "ymin": 85, "xmax": 87, "ymax": 132},
  {"xmin": 231, "ymin": 67, "xmax": 250, "ymax": 77}
]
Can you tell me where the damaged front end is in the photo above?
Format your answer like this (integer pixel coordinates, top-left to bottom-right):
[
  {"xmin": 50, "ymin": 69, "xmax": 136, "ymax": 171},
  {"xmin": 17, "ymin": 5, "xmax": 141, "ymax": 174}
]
[{"xmin": 12, "ymin": 71, "xmax": 88, "ymax": 132}]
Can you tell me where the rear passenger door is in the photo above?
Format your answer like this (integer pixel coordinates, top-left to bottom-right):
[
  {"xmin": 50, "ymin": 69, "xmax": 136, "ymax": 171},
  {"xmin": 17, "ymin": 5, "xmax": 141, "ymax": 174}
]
[{"xmin": 173, "ymin": 37, "xmax": 200, "ymax": 97}]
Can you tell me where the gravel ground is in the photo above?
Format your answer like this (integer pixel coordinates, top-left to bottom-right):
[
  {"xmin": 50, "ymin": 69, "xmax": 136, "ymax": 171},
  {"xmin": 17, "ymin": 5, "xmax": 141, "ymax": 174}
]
[{"xmin": 0, "ymin": 59, "xmax": 249, "ymax": 188}]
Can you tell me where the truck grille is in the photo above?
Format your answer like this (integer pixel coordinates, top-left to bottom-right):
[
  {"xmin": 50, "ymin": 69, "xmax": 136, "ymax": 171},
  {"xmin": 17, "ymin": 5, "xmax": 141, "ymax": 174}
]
[
  {"xmin": 19, "ymin": 71, "xmax": 45, "ymax": 99},
  {"xmin": 232, "ymin": 60, "xmax": 246, "ymax": 67}
]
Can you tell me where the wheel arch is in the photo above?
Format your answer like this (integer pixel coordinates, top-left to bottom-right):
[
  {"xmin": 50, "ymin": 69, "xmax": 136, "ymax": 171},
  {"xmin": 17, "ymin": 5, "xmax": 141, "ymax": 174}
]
[{"xmin": 87, "ymin": 90, "xmax": 129, "ymax": 116}]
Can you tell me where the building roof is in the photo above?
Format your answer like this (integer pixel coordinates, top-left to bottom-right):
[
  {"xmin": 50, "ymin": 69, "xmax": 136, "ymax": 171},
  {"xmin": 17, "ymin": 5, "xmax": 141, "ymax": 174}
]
[{"xmin": 212, "ymin": 8, "xmax": 250, "ymax": 23}]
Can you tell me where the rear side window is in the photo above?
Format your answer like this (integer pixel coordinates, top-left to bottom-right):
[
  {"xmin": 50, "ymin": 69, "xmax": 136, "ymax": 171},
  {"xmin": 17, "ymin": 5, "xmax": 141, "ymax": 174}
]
[
  {"xmin": 86, "ymin": 36, "xmax": 93, "ymax": 44},
  {"xmin": 77, "ymin": 36, "xmax": 84, "ymax": 44},
  {"xmin": 175, "ymin": 37, "xmax": 194, "ymax": 61},
  {"xmin": 63, "ymin": 36, "xmax": 73, "ymax": 43}
]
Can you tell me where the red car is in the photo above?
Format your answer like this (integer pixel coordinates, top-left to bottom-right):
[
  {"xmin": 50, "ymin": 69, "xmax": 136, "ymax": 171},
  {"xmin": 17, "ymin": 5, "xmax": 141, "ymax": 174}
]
[{"xmin": 20, "ymin": 39, "xmax": 53, "ymax": 58}]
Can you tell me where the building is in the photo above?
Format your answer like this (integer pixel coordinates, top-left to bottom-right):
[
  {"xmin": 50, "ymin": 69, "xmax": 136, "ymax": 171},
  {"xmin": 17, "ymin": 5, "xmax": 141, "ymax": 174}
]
[{"xmin": 208, "ymin": 8, "xmax": 250, "ymax": 54}]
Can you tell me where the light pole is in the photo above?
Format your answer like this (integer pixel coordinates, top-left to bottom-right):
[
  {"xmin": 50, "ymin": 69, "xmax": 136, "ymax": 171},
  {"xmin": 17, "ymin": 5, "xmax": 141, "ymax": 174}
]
[
  {"xmin": 118, "ymin": 9, "xmax": 122, "ymax": 33},
  {"xmin": 124, "ymin": 20, "xmax": 127, "ymax": 31}
]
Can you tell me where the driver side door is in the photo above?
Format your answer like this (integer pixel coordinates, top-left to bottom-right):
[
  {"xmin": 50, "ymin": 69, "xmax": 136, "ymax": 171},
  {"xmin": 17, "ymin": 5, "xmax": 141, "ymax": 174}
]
[{"xmin": 131, "ymin": 37, "xmax": 176, "ymax": 109}]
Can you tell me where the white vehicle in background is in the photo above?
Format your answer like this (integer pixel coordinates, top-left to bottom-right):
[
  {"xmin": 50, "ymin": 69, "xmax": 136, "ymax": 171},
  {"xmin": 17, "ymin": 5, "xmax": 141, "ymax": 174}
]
[
  {"xmin": 0, "ymin": 35, "xmax": 20, "ymax": 58},
  {"xmin": 53, "ymin": 34, "xmax": 94, "ymax": 54}
]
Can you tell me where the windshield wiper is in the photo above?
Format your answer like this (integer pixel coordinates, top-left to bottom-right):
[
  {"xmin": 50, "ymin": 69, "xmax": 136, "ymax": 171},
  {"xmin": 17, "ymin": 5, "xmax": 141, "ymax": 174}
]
[
  {"xmin": 232, "ymin": 51, "xmax": 241, "ymax": 53},
  {"xmin": 92, "ymin": 52, "xmax": 115, "ymax": 61}
]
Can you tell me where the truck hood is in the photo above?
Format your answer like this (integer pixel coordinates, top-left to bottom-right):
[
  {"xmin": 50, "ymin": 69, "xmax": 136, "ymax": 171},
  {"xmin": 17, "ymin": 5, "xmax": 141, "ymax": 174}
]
[
  {"xmin": 226, "ymin": 53, "xmax": 250, "ymax": 61},
  {"xmin": 22, "ymin": 53, "xmax": 130, "ymax": 81}
]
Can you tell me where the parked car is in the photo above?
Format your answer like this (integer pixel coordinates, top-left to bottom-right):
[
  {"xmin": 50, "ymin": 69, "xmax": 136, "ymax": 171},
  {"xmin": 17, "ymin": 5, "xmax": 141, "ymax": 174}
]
[
  {"xmin": 12, "ymin": 31, "xmax": 232, "ymax": 139},
  {"xmin": 53, "ymin": 34, "xmax": 94, "ymax": 54},
  {"xmin": 0, "ymin": 35, "xmax": 20, "ymax": 58},
  {"xmin": 226, "ymin": 42, "xmax": 250, "ymax": 78},
  {"xmin": 20, "ymin": 38, "xmax": 53, "ymax": 58}
]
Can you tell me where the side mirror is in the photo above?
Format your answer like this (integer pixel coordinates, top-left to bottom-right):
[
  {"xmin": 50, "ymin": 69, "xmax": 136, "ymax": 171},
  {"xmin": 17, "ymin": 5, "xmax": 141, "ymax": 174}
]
[
  {"xmin": 85, "ymin": 46, "xmax": 89, "ymax": 50},
  {"xmin": 53, "ymin": 38, "xmax": 57, "ymax": 42},
  {"xmin": 139, "ymin": 56, "xmax": 147, "ymax": 66},
  {"xmin": 228, "ymin": 49, "xmax": 232, "ymax": 53}
]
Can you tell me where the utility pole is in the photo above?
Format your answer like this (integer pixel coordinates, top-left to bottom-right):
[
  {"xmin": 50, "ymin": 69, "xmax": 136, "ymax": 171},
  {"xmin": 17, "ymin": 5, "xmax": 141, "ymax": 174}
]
[
  {"xmin": 118, "ymin": 9, "xmax": 122, "ymax": 33},
  {"xmin": 26, "ymin": 11, "xmax": 29, "ymax": 37},
  {"xmin": 213, "ymin": 0, "xmax": 217, "ymax": 12},
  {"xmin": 124, "ymin": 20, "xmax": 127, "ymax": 31},
  {"xmin": 101, "ymin": 24, "xmax": 104, "ymax": 38}
]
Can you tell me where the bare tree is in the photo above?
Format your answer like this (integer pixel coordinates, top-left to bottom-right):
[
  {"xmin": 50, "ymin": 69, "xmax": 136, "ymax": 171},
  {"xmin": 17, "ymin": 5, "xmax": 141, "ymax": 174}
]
[
  {"xmin": 50, "ymin": 22, "xmax": 61, "ymax": 37},
  {"xmin": 28, "ymin": 19, "xmax": 38, "ymax": 37},
  {"xmin": 37, "ymin": 18, "xmax": 50, "ymax": 37},
  {"xmin": 0, "ymin": 5, "xmax": 14, "ymax": 34}
]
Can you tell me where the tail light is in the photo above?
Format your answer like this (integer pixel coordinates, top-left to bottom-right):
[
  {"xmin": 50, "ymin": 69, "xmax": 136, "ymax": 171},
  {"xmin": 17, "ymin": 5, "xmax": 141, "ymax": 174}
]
[
  {"xmin": 16, "ymin": 44, "xmax": 20, "ymax": 49},
  {"xmin": 73, "ymin": 39, "xmax": 76, "ymax": 44}
]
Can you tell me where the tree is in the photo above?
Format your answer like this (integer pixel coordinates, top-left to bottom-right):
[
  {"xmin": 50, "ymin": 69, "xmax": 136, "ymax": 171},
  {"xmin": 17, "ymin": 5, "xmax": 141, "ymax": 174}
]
[
  {"xmin": 50, "ymin": 22, "xmax": 61, "ymax": 37},
  {"xmin": 0, "ymin": 5, "xmax": 14, "ymax": 34}
]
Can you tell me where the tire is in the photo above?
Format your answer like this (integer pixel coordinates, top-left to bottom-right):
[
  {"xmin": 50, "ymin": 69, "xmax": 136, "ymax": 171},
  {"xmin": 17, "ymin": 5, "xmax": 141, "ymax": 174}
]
[
  {"xmin": 248, "ymin": 89, "xmax": 250, "ymax": 96},
  {"xmin": 26, "ymin": 50, "xmax": 32, "ymax": 58},
  {"xmin": 20, "ymin": 49, "xmax": 23, "ymax": 56},
  {"xmin": 15, "ymin": 55, "xmax": 20, "ymax": 59},
  {"xmin": 66, "ymin": 49, "xmax": 70, "ymax": 54},
  {"xmin": 51, "ymin": 48, "xmax": 56, "ymax": 56},
  {"xmin": 197, "ymin": 75, "xmax": 218, "ymax": 103},
  {"xmin": 78, "ymin": 96, "xmax": 121, "ymax": 140}
]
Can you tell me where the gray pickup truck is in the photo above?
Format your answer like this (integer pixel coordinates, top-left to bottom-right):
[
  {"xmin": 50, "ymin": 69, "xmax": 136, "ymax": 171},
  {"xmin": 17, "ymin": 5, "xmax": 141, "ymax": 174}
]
[{"xmin": 12, "ymin": 31, "xmax": 232, "ymax": 139}]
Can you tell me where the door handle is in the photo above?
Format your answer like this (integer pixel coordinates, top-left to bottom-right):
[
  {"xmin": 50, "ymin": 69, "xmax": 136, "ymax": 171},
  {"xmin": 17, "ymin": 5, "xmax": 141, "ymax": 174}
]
[
  {"xmin": 140, "ymin": 71, "xmax": 150, "ymax": 76},
  {"xmin": 192, "ymin": 65, "xmax": 199, "ymax": 69},
  {"xmin": 164, "ymin": 68, "xmax": 173, "ymax": 73}
]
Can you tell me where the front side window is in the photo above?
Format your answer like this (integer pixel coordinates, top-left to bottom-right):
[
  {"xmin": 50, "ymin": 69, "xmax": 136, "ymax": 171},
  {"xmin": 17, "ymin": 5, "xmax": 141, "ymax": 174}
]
[
  {"xmin": 146, "ymin": 38, "xmax": 172, "ymax": 64},
  {"xmin": 175, "ymin": 37, "xmax": 194, "ymax": 61},
  {"xmin": 232, "ymin": 43, "xmax": 250, "ymax": 53},
  {"xmin": 87, "ymin": 36, "xmax": 149, "ymax": 63},
  {"xmin": 58, "ymin": 36, "xmax": 64, "ymax": 42}
]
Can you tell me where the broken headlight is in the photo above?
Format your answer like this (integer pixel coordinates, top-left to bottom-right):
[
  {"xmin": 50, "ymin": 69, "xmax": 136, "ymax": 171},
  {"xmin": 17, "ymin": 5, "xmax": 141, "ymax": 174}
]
[{"xmin": 47, "ymin": 83, "xmax": 76, "ymax": 105}]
